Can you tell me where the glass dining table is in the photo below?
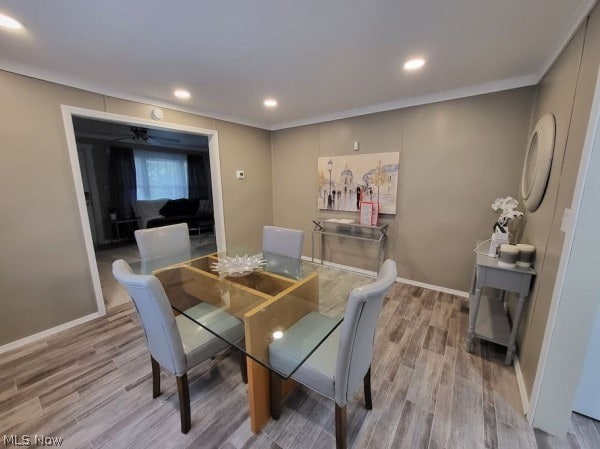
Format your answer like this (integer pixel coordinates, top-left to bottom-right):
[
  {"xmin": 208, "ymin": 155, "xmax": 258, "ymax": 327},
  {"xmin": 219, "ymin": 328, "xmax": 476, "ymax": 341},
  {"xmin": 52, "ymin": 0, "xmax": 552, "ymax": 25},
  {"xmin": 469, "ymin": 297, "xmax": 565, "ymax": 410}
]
[{"xmin": 130, "ymin": 243, "xmax": 373, "ymax": 432}]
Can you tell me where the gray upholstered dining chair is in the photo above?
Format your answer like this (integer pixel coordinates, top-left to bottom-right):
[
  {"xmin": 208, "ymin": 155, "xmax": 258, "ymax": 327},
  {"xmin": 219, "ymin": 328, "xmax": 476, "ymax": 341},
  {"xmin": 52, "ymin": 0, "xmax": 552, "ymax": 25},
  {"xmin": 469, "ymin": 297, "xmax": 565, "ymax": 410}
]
[
  {"xmin": 268, "ymin": 259, "xmax": 397, "ymax": 449},
  {"xmin": 112, "ymin": 259, "xmax": 245, "ymax": 433},
  {"xmin": 134, "ymin": 223, "xmax": 190, "ymax": 260},
  {"xmin": 262, "ymin": 225, "xmax": 304, "ymax": 259}
]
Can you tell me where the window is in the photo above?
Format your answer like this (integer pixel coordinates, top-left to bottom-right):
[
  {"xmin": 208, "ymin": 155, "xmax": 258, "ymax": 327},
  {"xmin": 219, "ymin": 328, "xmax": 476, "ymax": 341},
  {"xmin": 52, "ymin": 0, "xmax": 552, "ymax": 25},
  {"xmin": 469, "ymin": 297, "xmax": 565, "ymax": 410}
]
[{"xmin": 134, "ymin": 149, "xmax": 188, "ymax": 200}]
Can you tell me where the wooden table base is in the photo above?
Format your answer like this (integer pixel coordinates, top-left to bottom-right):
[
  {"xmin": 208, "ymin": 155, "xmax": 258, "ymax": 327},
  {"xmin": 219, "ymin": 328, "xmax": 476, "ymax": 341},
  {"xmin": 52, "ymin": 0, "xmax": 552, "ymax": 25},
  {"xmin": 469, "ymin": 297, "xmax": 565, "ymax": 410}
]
[{"xmin": 247, "ymin": 359, "xmax": 297, "ymax": 433}]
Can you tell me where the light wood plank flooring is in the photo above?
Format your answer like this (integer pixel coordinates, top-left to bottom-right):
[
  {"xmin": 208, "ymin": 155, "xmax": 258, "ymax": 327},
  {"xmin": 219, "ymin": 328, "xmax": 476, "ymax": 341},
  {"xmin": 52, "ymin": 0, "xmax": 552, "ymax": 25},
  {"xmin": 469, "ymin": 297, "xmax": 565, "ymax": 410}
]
[
  {"xmin": 95, "ymin": 239, "xmax": 216, "ymax": 310},
  {"xmin": 1, "ymin": 280, "xmax": 598, "ymax": 448},
  {"xmin": 95, "ymin": 243, "xmax": 141, "ymax": 310}
]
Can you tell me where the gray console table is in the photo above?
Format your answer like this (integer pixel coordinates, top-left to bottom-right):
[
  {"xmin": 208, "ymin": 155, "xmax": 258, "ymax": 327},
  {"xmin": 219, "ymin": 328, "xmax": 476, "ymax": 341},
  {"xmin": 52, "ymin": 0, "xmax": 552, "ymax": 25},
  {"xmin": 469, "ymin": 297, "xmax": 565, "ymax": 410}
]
[
  {"xmin": 465, "ymin": 252, "xmax": 536, "ymax": 365},
  {"xmin": 311, "ymin": 218, "xmax": 388, "ymax": 272}
]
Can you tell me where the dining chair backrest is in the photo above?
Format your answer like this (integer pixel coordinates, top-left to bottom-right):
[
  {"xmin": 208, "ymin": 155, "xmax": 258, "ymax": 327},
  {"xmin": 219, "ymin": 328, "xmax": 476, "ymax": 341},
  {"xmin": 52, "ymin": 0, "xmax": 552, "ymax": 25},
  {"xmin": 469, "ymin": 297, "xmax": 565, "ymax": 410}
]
[
  {"xmin": 134, "ymin": 223, "xmax": 191, "ymax": 260},
  {"xmin": 263, "ymin": 226, "xmax": 304, "ymax": 259},
  {"xmin": 112, "ymin": 259, "xmax": 186, "ymax": 376},
  {"xmin": 334, "ymin": 259, "xmax": 397, "ymax": 406}
]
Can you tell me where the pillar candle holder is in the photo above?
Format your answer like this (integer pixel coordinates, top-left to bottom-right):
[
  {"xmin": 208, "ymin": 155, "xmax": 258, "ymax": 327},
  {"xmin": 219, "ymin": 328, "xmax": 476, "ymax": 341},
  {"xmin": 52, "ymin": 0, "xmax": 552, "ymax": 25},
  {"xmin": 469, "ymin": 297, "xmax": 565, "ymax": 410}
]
[
  {"xmin": 516, "ymin": 244, "xmax": 535, "ymax": 268},
  {"xmin": 498, "ymin": 244, "xmax": 519, "ymax": 268}
]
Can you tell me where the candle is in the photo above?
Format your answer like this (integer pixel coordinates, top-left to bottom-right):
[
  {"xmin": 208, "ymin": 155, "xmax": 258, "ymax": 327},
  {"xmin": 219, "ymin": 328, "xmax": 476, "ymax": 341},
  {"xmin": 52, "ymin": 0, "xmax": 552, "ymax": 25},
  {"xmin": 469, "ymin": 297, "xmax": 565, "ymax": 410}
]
[
  {"xmin": 498, "ymin": 244, "xmax": 519, "ymax": 268},
  {"xmin": 516, "ymin": 244, "xmax": 535, "ymax": 268}
]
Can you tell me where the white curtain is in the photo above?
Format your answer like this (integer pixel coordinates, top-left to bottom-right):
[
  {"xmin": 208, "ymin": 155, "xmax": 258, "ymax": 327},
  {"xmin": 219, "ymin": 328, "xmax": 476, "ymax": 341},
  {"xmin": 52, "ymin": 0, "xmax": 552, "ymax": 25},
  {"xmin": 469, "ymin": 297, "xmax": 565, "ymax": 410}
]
[{"xmin": 134, "ymin": 149, "xmax": 188, "ymax": 200}]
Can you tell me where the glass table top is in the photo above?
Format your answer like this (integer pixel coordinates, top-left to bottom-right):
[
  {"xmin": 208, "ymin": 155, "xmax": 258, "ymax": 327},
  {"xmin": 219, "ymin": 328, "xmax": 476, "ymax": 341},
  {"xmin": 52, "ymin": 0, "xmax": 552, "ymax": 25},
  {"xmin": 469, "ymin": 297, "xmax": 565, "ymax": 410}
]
[{"xmin": 130, "ymin": 244, "xmax": 373, "ymax": 378}]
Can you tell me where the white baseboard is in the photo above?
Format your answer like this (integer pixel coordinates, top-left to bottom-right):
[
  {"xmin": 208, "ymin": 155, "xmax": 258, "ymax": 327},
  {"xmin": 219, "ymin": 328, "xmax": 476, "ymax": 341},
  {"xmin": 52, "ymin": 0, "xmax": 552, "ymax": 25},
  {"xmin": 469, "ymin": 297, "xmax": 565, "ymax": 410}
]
[
  {"xmin": 394, "ymin": 276, "xmax": 469, "ymax": 298},
  {"xmin": 0, "ymin": 312, "xmax": 102, "ymax": 356},
  {"xmin": 302, "ymin": 256, "xmax": 469, "ymax": 297},
  {"xmin": 303, "ymin": 255, "xmax": 378, "ymax": 277},
  {"xmin": 514, "ymin": 355, "xmax": 530, "ymax": 414}
]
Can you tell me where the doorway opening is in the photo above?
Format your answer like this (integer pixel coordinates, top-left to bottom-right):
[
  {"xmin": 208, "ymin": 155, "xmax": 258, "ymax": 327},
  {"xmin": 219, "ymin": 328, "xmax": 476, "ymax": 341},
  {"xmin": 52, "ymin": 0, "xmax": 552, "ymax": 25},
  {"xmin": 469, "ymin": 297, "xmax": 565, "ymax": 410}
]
[{"xmin": 62, "ymin": 106, "xmax": 226, "ymax": 314}]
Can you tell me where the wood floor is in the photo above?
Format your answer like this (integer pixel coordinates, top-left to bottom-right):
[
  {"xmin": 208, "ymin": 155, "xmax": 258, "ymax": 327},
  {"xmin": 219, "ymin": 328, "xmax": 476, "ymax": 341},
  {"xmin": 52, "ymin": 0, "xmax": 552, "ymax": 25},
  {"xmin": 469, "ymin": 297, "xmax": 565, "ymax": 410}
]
[
  {"xmin": 95, "ymin": 243, "xmax": 141, "ymax": 310},
  {"xmin": 536, "ymin": 413, "xmax": 600, "ymax": 449},
  {"xmin": 1, "ymin": 279, "xmax": 598, "ymax": 448},
  {"xmin": 94, "ymin": 238, "xmax": 216, "ymax": 310}
]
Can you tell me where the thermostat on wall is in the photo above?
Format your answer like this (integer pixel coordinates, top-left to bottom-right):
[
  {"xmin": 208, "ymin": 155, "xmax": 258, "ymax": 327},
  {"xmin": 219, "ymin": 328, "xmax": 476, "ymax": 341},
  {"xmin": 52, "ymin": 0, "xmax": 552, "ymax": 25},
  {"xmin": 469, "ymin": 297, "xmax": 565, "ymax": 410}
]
[{"xmin": 236, "ymin": 170, "xmax": 245, "ymax": 180}]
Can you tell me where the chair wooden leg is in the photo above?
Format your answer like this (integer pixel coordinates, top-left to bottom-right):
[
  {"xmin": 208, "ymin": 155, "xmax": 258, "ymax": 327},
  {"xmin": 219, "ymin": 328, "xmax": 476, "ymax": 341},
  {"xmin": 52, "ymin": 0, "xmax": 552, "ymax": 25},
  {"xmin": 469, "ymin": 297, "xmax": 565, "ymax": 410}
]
[
  {"xmin": 238, "ymin": 350, "xmax": 248, "ymax": 384},
  {"xmin": 176, "ymin": 374, "xmax": 191, "ymax": 434},
  {"xmin": 270, "ymin": 371, "xmax": 282, "ymax": 420},
  {"xmin": 364, "ymin": 366, "xmax": 372, "ymax": 410},
  {"xmin": 335, "ymin": 404, "xmax": 347, "ymax": 449},
  {"xmin": 151, "ymin": 357, "xmax": 161, "ymax": 398}
]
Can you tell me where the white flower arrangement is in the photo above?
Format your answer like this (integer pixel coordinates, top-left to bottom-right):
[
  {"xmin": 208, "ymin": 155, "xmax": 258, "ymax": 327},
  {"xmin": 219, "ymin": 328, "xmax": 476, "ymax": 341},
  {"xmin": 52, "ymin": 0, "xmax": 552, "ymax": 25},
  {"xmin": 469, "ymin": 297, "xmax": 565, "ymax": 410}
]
[{"xmin": 492, "ymin": 196, "xmax": 523, "ymax": 233}]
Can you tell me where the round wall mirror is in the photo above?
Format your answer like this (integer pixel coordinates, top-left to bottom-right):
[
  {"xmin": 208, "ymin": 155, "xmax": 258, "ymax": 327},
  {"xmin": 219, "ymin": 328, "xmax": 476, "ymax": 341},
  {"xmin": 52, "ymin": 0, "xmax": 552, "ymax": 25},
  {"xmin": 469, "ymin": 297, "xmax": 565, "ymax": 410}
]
[{"xmin": 521, "ymin": 113, "xmax": 555, "ymax": 212}]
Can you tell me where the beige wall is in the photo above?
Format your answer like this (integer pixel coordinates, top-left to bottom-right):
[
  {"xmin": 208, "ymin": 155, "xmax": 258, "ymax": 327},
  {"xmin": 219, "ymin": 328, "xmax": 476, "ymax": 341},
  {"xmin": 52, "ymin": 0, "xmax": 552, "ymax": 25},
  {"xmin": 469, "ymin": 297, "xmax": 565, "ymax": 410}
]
[
  {"xmin": 272, "ymin": 88, "xmax": 535, "ymax": 291},
  {"xmin": 215, "ymin": 119, "xmax": 273, "ymax": 248},
  {"xmin": 518, "ymin": 7, "xmax": 600, "ymax": 395},
  {"xmin": 0, "ymin": 70, "xmax": 273, "ymax": 346},
  {"xmin": 0, "ymin": 73, "xmax": 105, "ymax": 346}
]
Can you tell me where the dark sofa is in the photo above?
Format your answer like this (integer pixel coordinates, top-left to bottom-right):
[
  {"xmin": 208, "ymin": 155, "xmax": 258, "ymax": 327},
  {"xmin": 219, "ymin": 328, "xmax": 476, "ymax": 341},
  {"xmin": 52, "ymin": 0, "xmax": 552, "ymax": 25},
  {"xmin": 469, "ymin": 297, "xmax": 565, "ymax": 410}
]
[{"xmin": 136, "ymin": 198, "xmax": 213, "ymax": 232}]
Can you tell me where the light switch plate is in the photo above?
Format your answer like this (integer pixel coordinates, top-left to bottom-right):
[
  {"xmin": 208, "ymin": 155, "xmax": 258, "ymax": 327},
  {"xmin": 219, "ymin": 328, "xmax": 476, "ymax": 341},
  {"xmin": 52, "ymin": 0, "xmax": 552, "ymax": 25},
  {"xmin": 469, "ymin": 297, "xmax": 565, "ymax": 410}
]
[{"xmin": 236, "ymin": 170, "xmax": 245, "ymax": 180}]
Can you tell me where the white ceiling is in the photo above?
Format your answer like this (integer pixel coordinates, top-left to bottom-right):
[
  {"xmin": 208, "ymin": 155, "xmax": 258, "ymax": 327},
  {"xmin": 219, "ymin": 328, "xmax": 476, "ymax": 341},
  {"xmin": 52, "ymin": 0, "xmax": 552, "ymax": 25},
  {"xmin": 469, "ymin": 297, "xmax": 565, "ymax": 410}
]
[{"xmin": 0, "ymin": 0, "xmax": 595, "ymax": 130}]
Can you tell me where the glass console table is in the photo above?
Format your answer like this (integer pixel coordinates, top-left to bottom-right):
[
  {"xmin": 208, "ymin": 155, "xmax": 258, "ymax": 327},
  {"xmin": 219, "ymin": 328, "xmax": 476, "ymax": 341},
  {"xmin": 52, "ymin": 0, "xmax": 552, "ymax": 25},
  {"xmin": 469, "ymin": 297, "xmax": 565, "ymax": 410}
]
[{"xmin": 311, "ymin": 218, "xmax": 388, "ymax": 272}]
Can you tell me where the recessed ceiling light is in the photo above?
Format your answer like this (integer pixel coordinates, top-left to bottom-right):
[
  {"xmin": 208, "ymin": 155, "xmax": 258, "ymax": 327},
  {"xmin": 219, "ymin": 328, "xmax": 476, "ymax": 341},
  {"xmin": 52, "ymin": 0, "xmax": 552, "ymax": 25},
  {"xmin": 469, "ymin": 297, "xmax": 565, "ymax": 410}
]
[
  {"xmin": 264, "ymin": 98, "xmax": 278, "ymax": 108},
  {"xmin": 403, "ymin": 58, "xmax": 426, "ymax": 71},
  {"xmin": 174, "ymin": 89, "xmax": 191, "ymax": 100},
  {"xmin": 0, "ymin": 13, "xmax": 23, "ymax": 30}
]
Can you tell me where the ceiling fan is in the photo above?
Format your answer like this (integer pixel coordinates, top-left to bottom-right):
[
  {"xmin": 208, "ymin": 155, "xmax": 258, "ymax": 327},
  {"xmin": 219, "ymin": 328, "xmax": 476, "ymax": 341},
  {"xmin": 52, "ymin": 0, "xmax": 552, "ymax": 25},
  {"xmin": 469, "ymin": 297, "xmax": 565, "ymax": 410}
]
[{"xmin": 109, "ymin": 126, "xmax": 181, "ymax": 145}]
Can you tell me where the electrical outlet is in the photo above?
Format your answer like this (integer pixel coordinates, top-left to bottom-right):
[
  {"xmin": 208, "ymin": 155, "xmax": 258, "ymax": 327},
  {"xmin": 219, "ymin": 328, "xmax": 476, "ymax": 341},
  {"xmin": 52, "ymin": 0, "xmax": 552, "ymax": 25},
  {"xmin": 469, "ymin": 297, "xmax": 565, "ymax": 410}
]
[{"xmin": 236, "ymin": 170, "xmax": 245, "ymax": 180}]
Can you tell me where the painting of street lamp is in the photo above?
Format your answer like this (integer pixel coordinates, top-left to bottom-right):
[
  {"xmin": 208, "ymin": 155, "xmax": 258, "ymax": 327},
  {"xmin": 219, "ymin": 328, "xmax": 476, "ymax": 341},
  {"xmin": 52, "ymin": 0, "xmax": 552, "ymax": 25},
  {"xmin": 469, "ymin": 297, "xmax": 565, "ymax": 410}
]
[
  {"xmin": 318, "ymin": 169, "xmax": 328, "ymax": 208},
  {"xmin": 370, "ymin": 160, "xmax": 387, "ymax": 205},
  {"xmin": 327, "ymin": 159, "xmax": 333, "ymax": 209},
  {"xmin": 317, "ymin": 152, "xmax": 399, "ymax": 214}
]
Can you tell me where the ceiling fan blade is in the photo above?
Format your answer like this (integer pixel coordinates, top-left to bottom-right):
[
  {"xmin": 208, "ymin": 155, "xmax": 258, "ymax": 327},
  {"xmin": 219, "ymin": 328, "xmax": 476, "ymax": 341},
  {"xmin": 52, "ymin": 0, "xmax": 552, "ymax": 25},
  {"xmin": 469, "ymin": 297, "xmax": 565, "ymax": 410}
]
[
  {"xmin": 149, "ymin": 136, "xmax": 181, "ymax": 143},
  {"xmin": 100, "ymin": 132, "xmax": 133, "ymax": 137}
]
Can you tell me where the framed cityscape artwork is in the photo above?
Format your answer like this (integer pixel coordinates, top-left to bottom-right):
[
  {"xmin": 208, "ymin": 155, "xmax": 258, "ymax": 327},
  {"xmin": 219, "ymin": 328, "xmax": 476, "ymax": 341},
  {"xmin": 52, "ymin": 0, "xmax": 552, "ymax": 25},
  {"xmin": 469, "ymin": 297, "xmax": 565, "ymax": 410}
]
[{"xmin": 317, "ymin": 152, "xmax": 399, "ymax": 214}]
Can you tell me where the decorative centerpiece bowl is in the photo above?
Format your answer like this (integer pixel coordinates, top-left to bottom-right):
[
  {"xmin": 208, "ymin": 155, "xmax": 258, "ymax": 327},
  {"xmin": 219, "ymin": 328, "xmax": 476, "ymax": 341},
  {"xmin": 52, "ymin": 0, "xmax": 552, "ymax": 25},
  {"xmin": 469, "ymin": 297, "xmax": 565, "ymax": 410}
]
[{"xmin": 211, "ymin": 254, "xmax": 266, "ymax": 277}]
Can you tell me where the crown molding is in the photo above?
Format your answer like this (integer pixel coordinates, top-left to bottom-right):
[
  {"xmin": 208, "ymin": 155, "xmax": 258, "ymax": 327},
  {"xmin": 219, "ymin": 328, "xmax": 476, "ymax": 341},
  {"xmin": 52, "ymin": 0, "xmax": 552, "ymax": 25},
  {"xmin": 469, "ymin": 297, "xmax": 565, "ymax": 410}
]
[
  {"xmin": 0, "ymin": 62, "xmax": 271, "ymax": 130},
  {"xmin": 271, "ymin": 74, "xmax": 538, "ymax": 130}
]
